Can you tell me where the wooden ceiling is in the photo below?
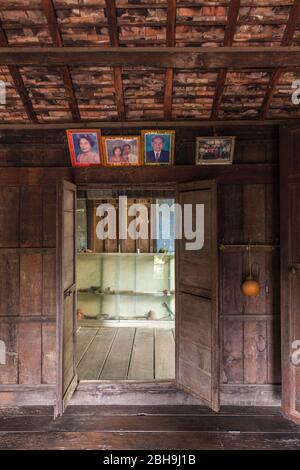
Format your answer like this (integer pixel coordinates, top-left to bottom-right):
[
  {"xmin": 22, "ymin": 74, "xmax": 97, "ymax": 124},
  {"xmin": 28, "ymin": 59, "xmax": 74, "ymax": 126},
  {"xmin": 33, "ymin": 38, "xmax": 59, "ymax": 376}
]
[{"xmin": 1, "ymin": 0, "xmax": 300, "ymax": 125}]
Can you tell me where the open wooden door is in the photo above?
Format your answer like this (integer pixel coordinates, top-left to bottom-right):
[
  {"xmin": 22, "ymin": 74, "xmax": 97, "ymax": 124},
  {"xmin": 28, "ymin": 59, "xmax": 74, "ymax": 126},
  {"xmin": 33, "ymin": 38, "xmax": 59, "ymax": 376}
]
[
  {"xmin": 176, "ymin": 179, "xmax": 219, "ymax": 411},
  {"xmin": 280, "ymin": 124, "xmax": 300, "ymax": 423},
  {"xmin": 55, "ymin": 180, "xmax": 78, "ymax": 418}
]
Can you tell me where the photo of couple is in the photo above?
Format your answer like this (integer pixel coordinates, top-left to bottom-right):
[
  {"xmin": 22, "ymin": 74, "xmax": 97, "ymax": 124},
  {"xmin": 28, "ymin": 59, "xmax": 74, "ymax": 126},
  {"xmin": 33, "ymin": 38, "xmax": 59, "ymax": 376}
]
[{"xmin": 102, "ymin": 137, "xmax": 140, "ymax": 166}]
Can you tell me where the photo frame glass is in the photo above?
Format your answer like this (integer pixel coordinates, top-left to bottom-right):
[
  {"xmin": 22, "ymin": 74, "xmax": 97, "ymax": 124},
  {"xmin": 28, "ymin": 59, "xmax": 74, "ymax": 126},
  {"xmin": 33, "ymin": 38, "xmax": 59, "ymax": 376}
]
[
  {"xmin": 196, "ymin": 136, "xmax": 235, "ymax": 165},
  {"xmin": 102, "ymin": 136, "xmax": 141, "ymax": 166},
  {"xmin": 66, "ymin": 130, "xmax": 102, "ymax": 167},
  {"xmin": 142, "ymin": 130, "xmax": 175, "ymax": 165}
]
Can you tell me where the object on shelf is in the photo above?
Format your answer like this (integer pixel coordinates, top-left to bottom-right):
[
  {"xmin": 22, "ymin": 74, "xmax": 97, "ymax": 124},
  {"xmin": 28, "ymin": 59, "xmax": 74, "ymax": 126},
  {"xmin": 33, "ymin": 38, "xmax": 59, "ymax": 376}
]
[
  {"xmin": 147, "ymin": 310, "xmax": 157, "ymax": 320},
  {"xmin": 162, "ymin": 302, "xmax": 175, "ymax": 320},
  {"xmin": 77, "ymin": 308, "xmax": 84, "ymax": 320}
]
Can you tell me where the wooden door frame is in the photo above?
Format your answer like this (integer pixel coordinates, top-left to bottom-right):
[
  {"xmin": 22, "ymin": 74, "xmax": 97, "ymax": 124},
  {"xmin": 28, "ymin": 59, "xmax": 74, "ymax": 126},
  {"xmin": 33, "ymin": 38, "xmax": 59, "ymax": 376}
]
[
  {"xmin": 280, "ymin": 124, "xmax": 300, "ymax": 423},
  {"xmin": 59, "ymin": 181, "xmax": 220, "ymax": 405},
  {"xmin": 55, "ymin": 180, "xmax": 78, "ymax": 417}
]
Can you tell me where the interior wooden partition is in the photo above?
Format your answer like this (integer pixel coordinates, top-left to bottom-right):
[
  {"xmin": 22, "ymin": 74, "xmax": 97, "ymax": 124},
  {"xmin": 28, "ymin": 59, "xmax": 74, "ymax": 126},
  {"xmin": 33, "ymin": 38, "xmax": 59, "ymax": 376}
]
[{"xmin": 0, "ymin": 124, "xmax": 280, "ymax": 407}]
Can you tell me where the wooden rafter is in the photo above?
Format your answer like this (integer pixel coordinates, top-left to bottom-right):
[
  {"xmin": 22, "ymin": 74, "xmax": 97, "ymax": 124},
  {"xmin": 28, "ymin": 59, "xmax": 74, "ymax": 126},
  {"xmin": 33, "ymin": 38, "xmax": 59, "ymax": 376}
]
[
  {"xmin": 164, "ymin": 0, "xmax": 177, "ymax": 120},
  {"xmin": 260, "ymin": 0, "xmax": 300, "ymax": 120},
  {"xmin": 211, "ymin": 0, "xmax": 240, "ymax": 120},
  {"xmin": 1, "ymin": 47, "xmax": 300, "ymax": 68},
  {"xmin": 105, "ymin": 0, "xmax": 125, "ymax": 121},
  {"xmin": 41, "ymin": 0, "xmax": 80, "ymax": 122},
  {"xmin": 0, "ymin": 24, "xmax": 37, "ymax": 122}
]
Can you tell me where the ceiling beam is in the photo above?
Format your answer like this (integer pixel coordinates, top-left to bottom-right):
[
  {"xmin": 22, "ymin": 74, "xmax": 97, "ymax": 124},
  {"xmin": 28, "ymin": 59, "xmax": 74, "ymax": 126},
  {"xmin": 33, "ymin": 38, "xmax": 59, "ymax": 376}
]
[
  {"xmin": 211, "ymin": 0, "xmax": 240, "ymax": 120},
  {"xmin": 105, "ymin": 0, "xmax": 125, "ymax": 121},
  {"xmin": 164, "ymin": 0, "xmax": 177, "ymax": 120},
  {"xmin": 0, "ymin": 25, "xmax": 37, "ymax": 122},
  {"xmin": 0, "ymin": 119, "xmax": 286, "ymax": 130},
  {"xmin": 42, "ymin": 0, "xmax": 81, "ymax": 122},
  {"xmin": 260, "ymin": 0, "xmax": 300, "ymax": 119},
  {"xmin": 1, "ymin": 46, "xmax": 300, "ymax": 68}
]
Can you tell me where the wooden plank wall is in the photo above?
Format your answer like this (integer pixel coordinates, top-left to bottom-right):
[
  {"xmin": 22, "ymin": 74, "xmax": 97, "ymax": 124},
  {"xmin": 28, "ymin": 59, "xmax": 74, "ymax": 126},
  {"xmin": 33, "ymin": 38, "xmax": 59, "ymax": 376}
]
[{"xmin": 0, "ymin": 125, "xmax": 280, "ymax": 404}]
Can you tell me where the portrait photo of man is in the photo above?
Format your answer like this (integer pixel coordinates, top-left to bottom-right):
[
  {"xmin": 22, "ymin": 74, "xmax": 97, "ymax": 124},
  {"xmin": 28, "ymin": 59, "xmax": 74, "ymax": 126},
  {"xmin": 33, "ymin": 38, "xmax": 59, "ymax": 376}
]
[{"xmin": 142, "ymin": 130, "xmax": 175, "ymax": 165}]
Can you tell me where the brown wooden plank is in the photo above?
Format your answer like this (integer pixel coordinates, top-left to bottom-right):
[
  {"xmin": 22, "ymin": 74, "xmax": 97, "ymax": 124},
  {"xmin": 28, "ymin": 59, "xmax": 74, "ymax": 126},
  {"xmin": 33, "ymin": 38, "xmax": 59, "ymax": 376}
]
[
  {"xmin": 43, "ymin": 186, "xmax": 56, "ymax": 247},
  {"xmin": 20, "ymin": 253, "xmax": 42, "ymax": 315},
  {"xmin": 164, "ymin": 0, "xmax": 176, "ymax": 119},
  {"xmin": 42, "ymin": 322, "xmax": 56, "ymax": 384},
  {"xmin": 100, "ymin": 328, "xmax": 135, "ymax": 380},
  {"xmin": 128, "ymin": 328, "xmax": 154, "ymax": 380},
  {"xmin": 222, "ymin": 318, "xmax": 243, "ymax": 384},
  {"xmin": 243, "ymin": 184, "xmax": 266, "ymax": 243},
  {"xmin": 20, "ymin": 186, "xmax": 43, "ymax": 247},
  {"xmin": 244, "ymin": 320, "xmax": 268, "ymax": 384},
  {"xmin": 42, "ymin": 253, "xmax": 56, "ymax": 315},
  {"xmin": 221, "ymin": 184, "xmax": 243, "ymax": 244},
  {"xmin": 18, "ymin": 322, "xmax": 41, "ymax": 384},
  {"xmin": 0, "ymin": 187, "xmax": 19, "ymax": 247},
  {"xmin": 0, "ymin": 322, "xmax": 18, "ymax": 384},
  {"xmin": 77, "ymin": 328, "xmax": 116, "ymax": 380},
  {"xmin": 0, "ymin": 253, "xmax": 19, "ymax": 316},
  {"xmin": 1, "ymin": 46, "xmax": 300, "ymax": 69}
]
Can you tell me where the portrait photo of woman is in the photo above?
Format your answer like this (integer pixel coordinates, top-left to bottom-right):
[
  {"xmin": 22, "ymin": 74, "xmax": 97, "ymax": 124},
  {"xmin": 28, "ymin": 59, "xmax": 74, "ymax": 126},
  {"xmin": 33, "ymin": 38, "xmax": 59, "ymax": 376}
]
[
  {"xmin": 102, "ymin": 136, "xmax": 141, "ymax": 166},
  {"xmin": 66, "ymin": 130, "xmax": 102, "ymax": 167}
]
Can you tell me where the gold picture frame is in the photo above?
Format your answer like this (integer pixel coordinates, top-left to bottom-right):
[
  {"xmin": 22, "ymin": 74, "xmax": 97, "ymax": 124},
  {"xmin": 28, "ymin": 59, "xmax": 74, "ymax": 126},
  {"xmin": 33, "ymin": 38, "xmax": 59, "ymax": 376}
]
[
  {"xmin": 195, "ymin": 136, "xmax": 235, "ymax": 165},
  {"xmin": 141, "ymin": 130, "xmax": 175, "ymax": 165}
]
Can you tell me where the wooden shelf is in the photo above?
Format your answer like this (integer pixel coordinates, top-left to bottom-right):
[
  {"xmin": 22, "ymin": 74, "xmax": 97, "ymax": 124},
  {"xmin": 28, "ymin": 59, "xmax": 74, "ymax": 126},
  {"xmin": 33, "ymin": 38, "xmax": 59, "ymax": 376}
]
[{"xmin": 78, "ymin": 290, "xmax": 175, "ymax": 297}]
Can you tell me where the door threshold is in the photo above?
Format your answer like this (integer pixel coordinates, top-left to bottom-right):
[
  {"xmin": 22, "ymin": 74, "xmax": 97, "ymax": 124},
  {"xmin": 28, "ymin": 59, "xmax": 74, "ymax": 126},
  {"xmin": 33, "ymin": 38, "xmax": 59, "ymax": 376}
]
[{"xmin": 71, "ymin": 380, "xmax": 200, "ymax": 406}]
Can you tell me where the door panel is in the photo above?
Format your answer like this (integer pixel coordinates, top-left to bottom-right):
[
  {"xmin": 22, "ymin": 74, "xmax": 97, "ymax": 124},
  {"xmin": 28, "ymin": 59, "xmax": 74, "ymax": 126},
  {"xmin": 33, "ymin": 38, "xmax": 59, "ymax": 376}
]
[
  {"xmin": 280, "ymin": 125, "xmax": 300, "ymax": 423},
  {"xmin": 55, "ymin": 180, "xmax": 77, "ymax": 418},
  {"xmin": 176, "ymin": 180, "xmax": 219, "ymax": 411}
]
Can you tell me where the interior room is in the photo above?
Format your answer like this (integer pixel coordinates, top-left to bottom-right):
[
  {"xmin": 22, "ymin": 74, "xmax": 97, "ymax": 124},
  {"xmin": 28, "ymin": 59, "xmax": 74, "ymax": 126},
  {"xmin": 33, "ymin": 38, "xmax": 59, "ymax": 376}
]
[{"xmin": 76, "ymin": 193, "xmax": 175, "ymax": 381}]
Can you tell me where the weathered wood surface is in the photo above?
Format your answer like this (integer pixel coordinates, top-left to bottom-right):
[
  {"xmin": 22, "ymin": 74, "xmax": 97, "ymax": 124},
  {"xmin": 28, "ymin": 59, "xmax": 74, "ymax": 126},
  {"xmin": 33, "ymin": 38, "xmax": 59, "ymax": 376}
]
[{"xmin": 0, "ymin": 406, "xmax": 299, "ymax": 450}]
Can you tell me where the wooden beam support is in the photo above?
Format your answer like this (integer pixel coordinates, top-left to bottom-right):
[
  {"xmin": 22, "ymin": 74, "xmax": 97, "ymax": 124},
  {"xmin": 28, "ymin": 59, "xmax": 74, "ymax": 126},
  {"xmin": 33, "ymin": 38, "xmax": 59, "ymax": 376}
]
[
  {"xmin": 0, "ymin": 119, "xmax": 284, "ymax": 130},
  {"xmin": 260, "ymin": 0, "xmax": 300, "ymax": 119},
  {"xmin": 1, "ymin": 46, "xmax": 300, "ymax": 68},
  {"xmin": 164, "ymin": 0, "xmax": 177, "ymax": 120},
  {"xmin": 105, "ymin": 0, "xmax": 125, "ymax": 121},
  {"xmin": 0, "ymin": 25, "xmax": 37, "ymax": 122},
  {"xmin": 211, "ymin": 0, "xmax": 240, "ymax": 120},
  {"xmin": 41, "ymin": 0, "xmax": 81, "ymax": 122}
]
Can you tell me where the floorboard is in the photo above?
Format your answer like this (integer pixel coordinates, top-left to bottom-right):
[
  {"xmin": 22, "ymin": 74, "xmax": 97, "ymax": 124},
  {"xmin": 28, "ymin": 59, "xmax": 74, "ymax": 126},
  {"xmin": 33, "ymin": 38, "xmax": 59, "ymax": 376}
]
[
  {"xmin": 155, "ymin": 328, "xmax": 175, "ymax": 379},
  {"xmin": 128, "ymin": 328, "xmax": 154, "ymax": 380},
  {"xmin": 0, "ymin": 406, "xmax": 299, "ymax": 450},
  {"xmin": 100, "ymin": 328, "xmax": 136, "ymax": 380},
  {"xmin": 77, "ymin": 328, "xmax": 117, "ymax": 380},
  {"xmin": 76, "ymin": 327, "xmax": 99, "ymax": 364}
]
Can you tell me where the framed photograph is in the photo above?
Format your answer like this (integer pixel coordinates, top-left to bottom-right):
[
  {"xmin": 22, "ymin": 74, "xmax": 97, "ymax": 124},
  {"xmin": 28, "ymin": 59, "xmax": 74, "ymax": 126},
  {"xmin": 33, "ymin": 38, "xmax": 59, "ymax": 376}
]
[
  {"xmin": 66, "ymin": 129, "xmax": 102, "ymax": 167},
  {"xmin": 102, "ymin": 136, "xmax": 141, "ymax": 166},
  {"xmin": 142, "ymin": 130, "xmax": 175, "ymax": 165},
  {"xmin": 195, "ymin": 136, "xmax": 235, "ymax": 165}
]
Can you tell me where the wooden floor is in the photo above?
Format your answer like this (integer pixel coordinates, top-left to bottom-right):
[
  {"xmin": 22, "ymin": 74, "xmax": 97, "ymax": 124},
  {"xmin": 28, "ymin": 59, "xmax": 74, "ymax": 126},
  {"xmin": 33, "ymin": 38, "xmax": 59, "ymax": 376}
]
[
  {"xmin": 77, "ymin": 326, "xmax": 175, "ymax": 381},
  {"xmin": 1, "ymin": 406, "xmax": 300, "ymax": 450}
]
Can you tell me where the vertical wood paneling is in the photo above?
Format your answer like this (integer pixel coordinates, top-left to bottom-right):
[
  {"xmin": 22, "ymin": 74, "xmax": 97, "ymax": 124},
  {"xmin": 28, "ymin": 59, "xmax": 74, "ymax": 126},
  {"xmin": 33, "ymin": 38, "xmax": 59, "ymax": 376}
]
[
  {"xmin": 221, "ymin": 185, "xmax": 243, "ymax": 244},
  {"xmin": 42, "ymin": 253, "xmax": 56, "ymax": 315},
  {"xmin": 243, "ymin": 184, "xmax": 266, "ymax": 243},
  {"xmin": 0, "ymin": 322, "xmax": 18, "ymax": 384},
  {"xmin": 20, "ymin": 253, "xmax": 43, "ymax": 315},
  {"xmin": 43, "ymin": 187, "xmax": 56, "ymax": 247},
  {"xmin": 222, "ymin": 319, "xmax": 243, "ymax": 383},
  {"xmin": 244, "ymin": 321, "xmax": 268, "ymax": 384},
  {"xmin": 0, "ymin": 187, "xmax": 19, "ymax": 247},
  {"xmin": 42, "ymin": 323, "xmax": 56, "ymax": 384},
  {"xmin": 0, "ymin": 253, "xmax": 19, "ymax": 316},
  {"xmin": 20, "ymin": 186, "xmax": 43, "ymax": 247},
  {"xmin": 221, "ymin": 252, "xmax": 244, "ymax": 315},
  {"xmin": 18, "ymin": 322, "xmax": 41, "ymax": 384}
]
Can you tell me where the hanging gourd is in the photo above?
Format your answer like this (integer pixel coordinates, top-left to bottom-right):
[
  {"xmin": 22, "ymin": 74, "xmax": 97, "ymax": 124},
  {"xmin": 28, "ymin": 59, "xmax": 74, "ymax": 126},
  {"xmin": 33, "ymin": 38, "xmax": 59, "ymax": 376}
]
[{"xmin": 242, "ymin": 243, "xmax": 260, "ymax": 297}]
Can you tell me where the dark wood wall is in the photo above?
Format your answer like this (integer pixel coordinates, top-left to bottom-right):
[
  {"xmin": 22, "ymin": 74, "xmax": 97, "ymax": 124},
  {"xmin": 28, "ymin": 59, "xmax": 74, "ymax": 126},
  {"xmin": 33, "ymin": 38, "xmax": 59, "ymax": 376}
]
[{"xmin": 0, "ymin": 125, "xmax": 280, "ymax": 404}]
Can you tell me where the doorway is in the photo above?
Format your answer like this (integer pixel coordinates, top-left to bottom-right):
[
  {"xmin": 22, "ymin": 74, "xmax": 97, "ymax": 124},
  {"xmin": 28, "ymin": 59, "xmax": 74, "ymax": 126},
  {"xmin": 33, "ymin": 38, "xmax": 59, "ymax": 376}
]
[
  {"xmin": 55, "ymin": 180, "xmax": 219, "ymax": 417},
  {"xmin": 75, "ymin": 191, "xmax": 176, "ymax": 381}
]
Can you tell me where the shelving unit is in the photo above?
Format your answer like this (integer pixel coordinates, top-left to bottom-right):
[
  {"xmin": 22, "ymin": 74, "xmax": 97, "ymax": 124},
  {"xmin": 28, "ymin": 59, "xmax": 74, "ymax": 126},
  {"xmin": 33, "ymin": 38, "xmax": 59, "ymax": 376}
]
[{"xmin": 77, "ymin": 252, "xmax": 175, "ymax": 325}]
